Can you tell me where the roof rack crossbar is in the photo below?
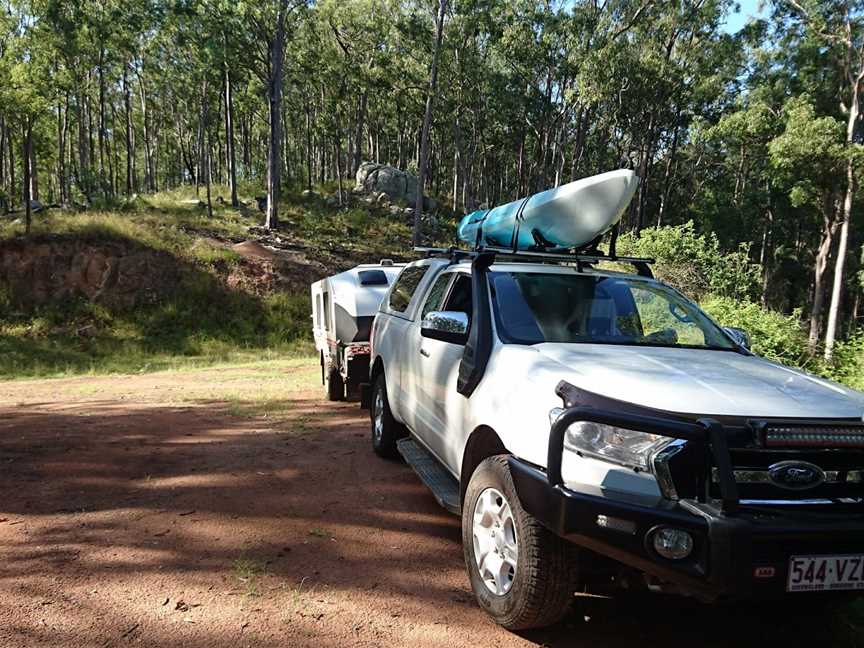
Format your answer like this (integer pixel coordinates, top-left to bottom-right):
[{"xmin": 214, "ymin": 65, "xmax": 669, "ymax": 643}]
[{"xmin": 412, "ymin": 246, "xmax": 655, "ymax": 277}]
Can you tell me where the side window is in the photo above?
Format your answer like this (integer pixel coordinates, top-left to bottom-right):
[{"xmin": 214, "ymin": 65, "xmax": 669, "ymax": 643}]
[
  {"xmin": 315, "ymin": 294, "xmax": 323, "ymax": 329},
  {"xmin": 442, "ymin": 274, "xmax": 472, "ymax": 319},
  {"xmin": 323, "ymin": 291, "xmax": 331, "ymax": 330},
  {"xmin": 421, "ymin": 273, "xmax": 454, "ymax": 320},
  {"xmin": 388, "ymin": 265, "xmax": 430, "ymax": 313}
]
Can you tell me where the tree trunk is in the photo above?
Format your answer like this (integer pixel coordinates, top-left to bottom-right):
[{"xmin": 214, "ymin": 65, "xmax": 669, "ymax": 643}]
[
  {"xmin": 22, "ymin": 119, "xmax": 32, "ymax": 235},
  {"xmin": 224, "ymin": 61, "xmax": 238, "ymax": 207},
  {"xmin": 414, "ymin": 0, "xmax": 448, "ymax": 246},
  {"xmin": 824, "ymin": 156, "xmax": 856, "ymax": 360},
  {"xmin": 0, "ymin": 117, "xmax": 6, "ymax": 212},
  {"xmin": 824, "ymin": 77, "xmax": 861, "ymax": 360},
  {"xmin": 98, "ymin": 48, "xmax": 108, "ymax": 195},
  {"xmin": 265, "ymin": 0, "xmax": 290, "ymax": 230},
  {"xmin": 124, "ymin": 68, "xmax": 136, "ymax": 196},
  {"xmin": 305, "ymin": 98, "xmax": 313, "ymax": 192},
  {"xmin": 29, "ymin": 139, "xmax": 39, "ymax": 202},
  {"xmin": 809, "ymin": 195, "xmax": 838, "ymax": 349},
  {"xmin": 56, "ymin": 100, "xmax": 65, "ymax": 205},
  {"xmin": 77, "ymin": 89, "xmax": 90, "ymax": 201},
  {"xmin": 334, "ymin": 137, "xmax": 344, "ymax": 206},
  {"xmin": 353, "ymin": 92, "xmax": 367, "ymax": 175},
  {"xmin": 8, "ymin": 124, "xmax": 16, "ymax": 210},
  {"xmin": 138, "ymin": 71, "xmax": 155, "ymax": 193}
]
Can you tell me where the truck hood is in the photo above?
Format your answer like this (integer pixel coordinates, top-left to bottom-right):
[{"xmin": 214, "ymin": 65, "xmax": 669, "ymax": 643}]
[{"xmin": 531, "ymin": 343, "xmax": 864, "ymax": 419}]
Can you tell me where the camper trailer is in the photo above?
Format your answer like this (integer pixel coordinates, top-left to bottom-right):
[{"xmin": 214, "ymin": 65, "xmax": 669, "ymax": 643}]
[{"xmin": 311, "ymin": 260, "xmax": 405, "ymax": 400}]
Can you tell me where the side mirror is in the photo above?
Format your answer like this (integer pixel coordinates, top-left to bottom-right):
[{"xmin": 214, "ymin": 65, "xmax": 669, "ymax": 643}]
[
  {"xmin": 723, "ymin": 326, "xmax": 751, "ymax": 350},
  {"xmin": 421, "ymin": 311, "xmax": 469, "ymax": 345}
]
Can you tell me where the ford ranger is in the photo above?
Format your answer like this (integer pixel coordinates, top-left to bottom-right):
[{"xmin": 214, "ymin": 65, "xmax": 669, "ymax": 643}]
[{"xmin": 365, "ymin": 247, "xmax": 864, "ymax": 630}]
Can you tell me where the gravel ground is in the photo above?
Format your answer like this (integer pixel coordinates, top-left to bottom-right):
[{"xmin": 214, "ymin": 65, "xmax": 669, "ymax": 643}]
[{"xmin": 0, "ymin": 360, "xmax": 860, "ymax": 648}]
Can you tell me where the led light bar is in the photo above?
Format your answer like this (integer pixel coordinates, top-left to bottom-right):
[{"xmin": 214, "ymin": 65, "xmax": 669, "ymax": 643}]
[{"xmin": 764, "ymin": 425, "xmax": 864, "ymax": 448}]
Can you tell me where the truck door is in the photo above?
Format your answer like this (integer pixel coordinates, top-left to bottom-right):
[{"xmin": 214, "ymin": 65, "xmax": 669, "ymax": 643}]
[
  {"xmin": 407, "ymin": 271, "xmax": 455, "ymax": 443},
  {"xmin": 413, "ymin": 273, "xmax": 472, "ymax": 472}
]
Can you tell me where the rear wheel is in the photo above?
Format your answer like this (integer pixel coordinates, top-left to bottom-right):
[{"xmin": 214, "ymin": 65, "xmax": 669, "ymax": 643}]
[
  {"xmin": 370, "ymin": 373, "xmax": 406, "ymax": 459},
  {"xmin": 324, "ymin": 358, "xmax": 344, "ymax": 401},
  {"xmin": 462, "ymin": 455, "xmax": 577, "ymax": 630}
]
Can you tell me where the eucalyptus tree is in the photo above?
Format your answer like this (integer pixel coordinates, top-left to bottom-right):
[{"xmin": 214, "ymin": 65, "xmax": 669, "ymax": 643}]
[{"xmin": 776, "ymin": 1, "xmax": 864, "ymax": 360}]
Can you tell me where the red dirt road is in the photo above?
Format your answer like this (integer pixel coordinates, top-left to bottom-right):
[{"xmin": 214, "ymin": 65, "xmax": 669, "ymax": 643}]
[{"xmin": 0, "ymin": 362, "xmax": 859, "ymax": 647}]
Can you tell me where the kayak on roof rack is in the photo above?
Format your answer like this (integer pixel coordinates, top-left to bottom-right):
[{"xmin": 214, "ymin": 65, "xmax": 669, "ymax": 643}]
[{"xmin": 457, "ymin": 169, "xmax": 639, "ymax": 252}]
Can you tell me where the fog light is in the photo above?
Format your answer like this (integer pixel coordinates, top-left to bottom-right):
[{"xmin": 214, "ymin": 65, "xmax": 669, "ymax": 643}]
[{"xmin": 652, "ymin": 527, "xmax": 693, "ymax": 560}]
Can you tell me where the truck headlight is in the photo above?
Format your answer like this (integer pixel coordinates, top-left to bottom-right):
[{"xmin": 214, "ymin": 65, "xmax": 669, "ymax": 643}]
[{"xmin": 555, "ymin": 415, "xmax": 672, "ymax": 471}]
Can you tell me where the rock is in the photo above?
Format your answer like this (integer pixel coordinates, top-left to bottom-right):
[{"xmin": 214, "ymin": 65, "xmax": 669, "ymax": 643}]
[
  {"xmin": 255, "ymin": 196, "xmax": 267, "ymax": 213},
  {"xmin": 301, "ymin": 190, "xmax": 319, "ymax": 200},
  {"xmin": 350, "ymin": 185, "xmax": 365, "ymax": 195},
  {"xmin": 355, "ymin": 161, "xmax": 419, "ymax": 203},
  {"xmin": 375, "ymin": 192, "xmax": 390, "ymax": 207},
  {"xmin": 30, "ymin": 200, "xmax": 44, "ymax": 213},
  {"xmin": 325, "ymin": 196, "xmax": 338, "ymax": 207},
  {"xmin": 388, "ymin": 205, "xmax": 402, "ymax": 217},
  {"xmin": 423, "ymin": 196, "xmax": 438, "ymax": 212}
]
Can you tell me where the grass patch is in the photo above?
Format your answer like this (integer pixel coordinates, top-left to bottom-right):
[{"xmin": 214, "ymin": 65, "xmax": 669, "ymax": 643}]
[
  {"xmin": 0, "ymin": 275, "xmax": 315, "ymax": 379},
  {"xmin": 308, "ymin": 528, "xmax": 331, "ymax": 539},
  {"xmin": 233, "ymin": 556, "xmax": 267, "ymax": 598}
]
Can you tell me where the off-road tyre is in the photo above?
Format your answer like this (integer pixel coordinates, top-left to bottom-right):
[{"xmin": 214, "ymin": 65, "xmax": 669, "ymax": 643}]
[
  {"xmin": 324, "ymin": 358, "xmax": 344, "ymax": 401},
  {"xmin": 370, "ymin": 373, "xmax": 406, "ymax": 459},
  {"xmin": 462, "ymin": 455, "xmax": 577, "ymax": 630}
]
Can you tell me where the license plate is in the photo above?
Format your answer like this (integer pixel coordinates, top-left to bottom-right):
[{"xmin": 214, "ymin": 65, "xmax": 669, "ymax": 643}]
[{"xmin": 788, "ymin": 555, "xmax": 864, "ymax": 592}]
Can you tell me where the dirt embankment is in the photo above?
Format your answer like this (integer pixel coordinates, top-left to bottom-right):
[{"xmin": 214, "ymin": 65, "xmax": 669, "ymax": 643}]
[
  {"xmin": 0, "ymin": 237, "xmax": 181, "ymax": 309},
  {"xmin": 0, "ymin": 234, "xmax": 328, "ymax": 310}
]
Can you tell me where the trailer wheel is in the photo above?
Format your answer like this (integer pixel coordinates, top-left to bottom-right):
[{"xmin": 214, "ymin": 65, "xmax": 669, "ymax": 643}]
[
  {"xmin": 324, "ymin": 359, "xmax": 344, "ymax": 401},
  {"xmin": 463, "ymin": 455, "xmax": 577, "ymax": 629}
]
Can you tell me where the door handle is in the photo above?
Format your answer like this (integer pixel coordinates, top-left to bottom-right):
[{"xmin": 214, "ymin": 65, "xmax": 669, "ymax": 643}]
[{"xmin": 420, "ymin": 348, "xmax": 430, "ymax": 358}]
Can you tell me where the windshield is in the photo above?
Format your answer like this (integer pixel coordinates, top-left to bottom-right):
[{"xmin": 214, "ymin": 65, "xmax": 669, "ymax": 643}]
[{"xmin": 489, "ymin": 271, "xmax": 736, "ymax": 350}]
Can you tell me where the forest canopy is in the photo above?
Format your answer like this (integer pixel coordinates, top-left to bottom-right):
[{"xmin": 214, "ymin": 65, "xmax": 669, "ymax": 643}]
[{"xmin": 0, "ymin": 0, "xmax": 861, "ymax": 364}]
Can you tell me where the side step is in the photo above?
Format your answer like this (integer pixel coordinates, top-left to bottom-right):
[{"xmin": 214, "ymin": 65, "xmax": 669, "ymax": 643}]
[{"xmin": 397, "ymin": 438, "xmax": 461, "ymax": 515}]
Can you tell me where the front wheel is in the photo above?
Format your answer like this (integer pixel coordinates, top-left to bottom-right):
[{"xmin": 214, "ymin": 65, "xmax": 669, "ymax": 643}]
[
  {"xmin": 462, "ymin": 455, "xmax": 577, "ymax": 630},
  {"xmin": 370, "ymin": 373, "xmax": 406, "ymax": 459}
]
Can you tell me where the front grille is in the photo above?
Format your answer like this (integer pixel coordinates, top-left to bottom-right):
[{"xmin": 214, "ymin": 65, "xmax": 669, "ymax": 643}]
[{"xmin": 714, "ymin": 447, "xmax": 864, "ymax": 502}]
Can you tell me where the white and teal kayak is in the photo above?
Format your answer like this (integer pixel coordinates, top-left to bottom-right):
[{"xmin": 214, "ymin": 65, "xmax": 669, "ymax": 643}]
[{"xmin": 457, "ymin": 169, "xmax": 639, "ymax": 251}]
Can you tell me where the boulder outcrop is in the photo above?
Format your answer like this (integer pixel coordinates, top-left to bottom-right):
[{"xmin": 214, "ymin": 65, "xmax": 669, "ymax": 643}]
[{"xmin": 354, "ymin": 162, "xmax": 438, "ymax": 212}]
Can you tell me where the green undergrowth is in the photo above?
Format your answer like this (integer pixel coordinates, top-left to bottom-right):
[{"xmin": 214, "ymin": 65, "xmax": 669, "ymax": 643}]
[{"xmin": 0, "ymin": 284, "xmax": 314, "ymax": 379}]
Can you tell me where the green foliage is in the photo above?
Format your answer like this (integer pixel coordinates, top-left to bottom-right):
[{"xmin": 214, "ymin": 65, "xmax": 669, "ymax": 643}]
[
  {"xmin": 824, "ymin": 331, "xmax": 864, "ymax": 391},
  {"xmin": 0, "ymin": 276, "xmax": 313, "ymax": 379},
  {"xmin": 700, "ymin": 296, "xmax": 812, "ymax": 368},
  {"xmin": 618, "ymin": 222, "xmax": 762, "ymax": 302}
]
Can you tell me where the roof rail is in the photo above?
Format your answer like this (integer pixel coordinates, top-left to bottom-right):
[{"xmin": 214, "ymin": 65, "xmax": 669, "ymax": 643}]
[{"xmin": 413, "ymin": 246, "xmax": 656, "ymax": 278}]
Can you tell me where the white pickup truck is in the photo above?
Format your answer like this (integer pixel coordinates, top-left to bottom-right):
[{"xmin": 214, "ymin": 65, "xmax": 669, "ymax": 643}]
[{"xmin": 366, "ymin": 247, "xmax": 864, "ymax": 630}]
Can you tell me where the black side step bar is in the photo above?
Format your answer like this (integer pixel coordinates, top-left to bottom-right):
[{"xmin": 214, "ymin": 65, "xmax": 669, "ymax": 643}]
[{"xmin": 397, "ymin": 438, "xmax": 461, "ymax": 515}]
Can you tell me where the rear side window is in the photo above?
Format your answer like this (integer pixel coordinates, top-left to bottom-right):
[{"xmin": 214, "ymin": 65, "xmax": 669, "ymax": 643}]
[
  {"xmin": 388, "ymin": 265, "xmax": 430, "ymax": 313},
  {"xmin": 421, "ymin": 273, "xmax": 453, "ymax": 319},
  {"xmin": 443, "ymin": 274, "xmax": 472, "ymax": 315}
]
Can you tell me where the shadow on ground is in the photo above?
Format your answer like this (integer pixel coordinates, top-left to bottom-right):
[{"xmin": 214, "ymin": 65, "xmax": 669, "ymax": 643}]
[{"xmin": 0, "ymin": 391, "xmax": 861, "ymax": 647}]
